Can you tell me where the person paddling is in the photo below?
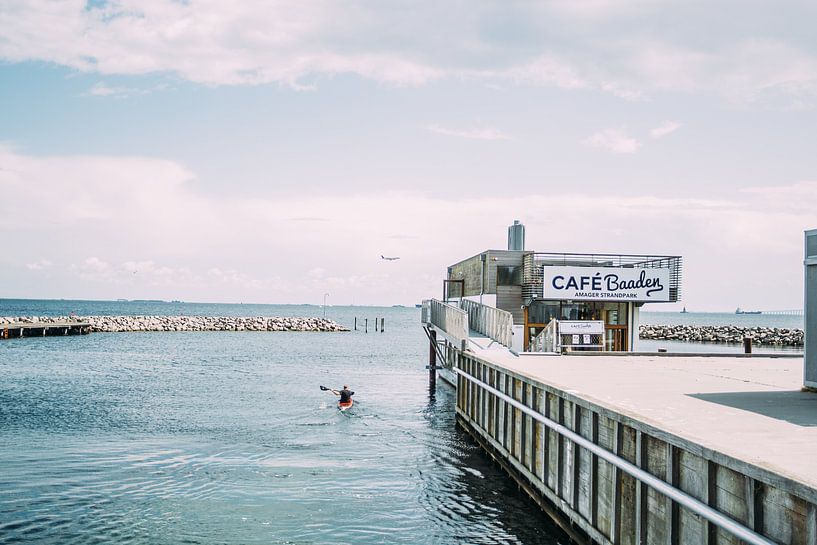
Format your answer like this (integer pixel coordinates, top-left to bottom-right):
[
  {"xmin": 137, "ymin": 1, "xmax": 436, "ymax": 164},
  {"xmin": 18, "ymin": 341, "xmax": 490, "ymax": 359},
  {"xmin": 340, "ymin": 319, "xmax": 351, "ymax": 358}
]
[{"xmin": 320, "ymin": 384, "xmax": 355, "ymax": 410}]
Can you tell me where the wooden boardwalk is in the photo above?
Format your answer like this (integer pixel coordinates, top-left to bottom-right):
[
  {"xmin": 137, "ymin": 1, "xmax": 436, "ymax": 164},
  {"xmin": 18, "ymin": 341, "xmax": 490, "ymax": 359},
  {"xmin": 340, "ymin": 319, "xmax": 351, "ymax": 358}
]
[
  {"xmin": 1, "ymin": 321, "xmax": 91, "ymax": 339},
  {"xmin": 436, "ymin": 329, "xmax": 817, "ymax": 545}
]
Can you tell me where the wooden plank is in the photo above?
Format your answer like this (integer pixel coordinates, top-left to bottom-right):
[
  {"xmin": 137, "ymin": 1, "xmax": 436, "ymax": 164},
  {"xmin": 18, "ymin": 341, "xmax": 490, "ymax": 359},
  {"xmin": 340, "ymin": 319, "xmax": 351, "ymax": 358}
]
[
  {"xmin": 573, "ymin": 403, "xmax": 581, "ymax": 512},
  {"xmin": 668, "ymin": 444, "xmax": 679, "ymax": 545},
  {"xmin": 612, "ymin": 420, "xmax": 623, "ymax": 544},
  {"xmin": 557, "ymin": 397, "xmax": 565, "ymax": 500},
  {"xmin": 635, "ymin": 430, "xmax": 648, "ymax": 545},
  {"xmin": 591, "ymin": 411, "xmax": 599, "ymax": 528},
  {"xmin": 707, "ymin": 460, "xmax": 717, "ymax": 545}
]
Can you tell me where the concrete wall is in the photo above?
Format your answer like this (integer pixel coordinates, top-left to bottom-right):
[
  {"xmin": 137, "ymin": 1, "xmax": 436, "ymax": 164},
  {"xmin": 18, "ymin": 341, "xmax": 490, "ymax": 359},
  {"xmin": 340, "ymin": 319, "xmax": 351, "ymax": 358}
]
[{"xmin": 453, "ymin": 351, "xmax": 817, "ymax": 545}]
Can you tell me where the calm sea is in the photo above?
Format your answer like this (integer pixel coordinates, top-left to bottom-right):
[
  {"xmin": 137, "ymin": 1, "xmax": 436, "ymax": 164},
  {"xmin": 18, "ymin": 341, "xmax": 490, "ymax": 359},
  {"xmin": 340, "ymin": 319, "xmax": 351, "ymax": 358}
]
[
  {"xmin": 0, "ymin": 300, "xmax": 568, "ymax": 545},
  {"xmin": 0, "ymin": 300, "xmax": 804, "ymax": 544}
]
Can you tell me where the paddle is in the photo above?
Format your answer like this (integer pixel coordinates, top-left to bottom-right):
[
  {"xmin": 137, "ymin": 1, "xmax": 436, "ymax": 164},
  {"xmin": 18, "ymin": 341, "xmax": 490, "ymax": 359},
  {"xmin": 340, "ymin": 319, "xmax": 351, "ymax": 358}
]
[{"xmin": 320, "ymin": 385, "xmax": 331, "ymax": 391}]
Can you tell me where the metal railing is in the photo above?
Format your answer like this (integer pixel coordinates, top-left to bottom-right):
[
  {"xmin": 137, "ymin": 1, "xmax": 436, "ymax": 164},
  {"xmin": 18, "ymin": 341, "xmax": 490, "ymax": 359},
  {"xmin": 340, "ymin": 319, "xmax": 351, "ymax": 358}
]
[
  {"xmin": 423, "ymin": 299, "xmax": 469, "ymax": 349},
  {"xmin": 530, "ymin": 318, "xmax": 559, "ymax": 352},
  {"xmin": 454, "ymin": 367, "xmax": 777, "ymax": 545},
  {"xmin": 459, "ymin": 299, "xmax": 513, "ymax": 348}
]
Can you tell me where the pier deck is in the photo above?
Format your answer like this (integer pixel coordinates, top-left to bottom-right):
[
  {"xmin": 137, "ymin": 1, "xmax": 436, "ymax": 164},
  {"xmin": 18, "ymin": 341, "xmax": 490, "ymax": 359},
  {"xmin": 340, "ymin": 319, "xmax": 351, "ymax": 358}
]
[
  {"xmin": 1, "ymin": 321, "xmax": 91, "ymax": 339},
  {"xmin": 499, "ymin": 353, "xmax": 816, "ymax": 493},
  {"xmin": 441, "ymin": 329, "xmax": 817, "ymax": 545}
]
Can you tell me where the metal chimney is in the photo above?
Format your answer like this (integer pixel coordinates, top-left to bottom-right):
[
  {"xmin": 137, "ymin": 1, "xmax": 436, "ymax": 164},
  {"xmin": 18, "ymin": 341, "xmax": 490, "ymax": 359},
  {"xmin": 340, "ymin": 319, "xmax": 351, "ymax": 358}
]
[{"xmin": 508, "ymin": 220, "xmax": 525, "ymax": 251}]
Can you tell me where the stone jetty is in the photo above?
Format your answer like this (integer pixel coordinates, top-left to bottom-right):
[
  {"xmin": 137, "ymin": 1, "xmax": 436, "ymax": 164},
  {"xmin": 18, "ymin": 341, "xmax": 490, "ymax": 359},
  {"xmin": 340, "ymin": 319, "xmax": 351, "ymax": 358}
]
[
  {"xmin": 0, "ymin": 316, "xmax": 348, "ymax": 333},
  {"xmin": 639, "ymin": 324, "xmax": 803, "ymax": 346}
]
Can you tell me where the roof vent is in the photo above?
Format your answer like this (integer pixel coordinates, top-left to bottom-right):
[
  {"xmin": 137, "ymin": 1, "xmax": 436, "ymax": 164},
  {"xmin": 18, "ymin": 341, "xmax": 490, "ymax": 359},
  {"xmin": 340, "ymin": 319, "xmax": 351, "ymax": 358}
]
[{"xmin": 508, "ymin": 220, "xmax": 525, "ymax": 251}]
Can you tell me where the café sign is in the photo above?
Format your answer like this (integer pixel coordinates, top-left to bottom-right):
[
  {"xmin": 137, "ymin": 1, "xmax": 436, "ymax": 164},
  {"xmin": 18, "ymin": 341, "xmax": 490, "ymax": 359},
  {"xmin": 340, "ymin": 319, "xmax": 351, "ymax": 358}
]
[{"xmin": 543, "ymin": 266, "xmax": 670, "ymax": 302}]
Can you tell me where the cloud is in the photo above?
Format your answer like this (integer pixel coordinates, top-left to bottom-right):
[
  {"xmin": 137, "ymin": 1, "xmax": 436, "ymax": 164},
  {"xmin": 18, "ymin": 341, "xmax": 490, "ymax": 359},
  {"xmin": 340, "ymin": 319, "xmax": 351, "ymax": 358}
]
[
  {"xmin": 85, "ymin": 81, "xmax": 164, "ymax": 98},
  {"xmin": 0, "ymin": 1, "xmax": 442, "ymax": 88},
  {"xmin": 87, "ymin": 82, "xmax": 135, "ymax": 98},
  {"xmin": 583, "ymin": 128, "xmax": 641, "ymax": 154},
  {"xmin": 426, "ymin": 124, "xmax": 510, "ymax": 141},
  {"xmin": 650, "ymin": 121, "xmax": 682, "ymax": 138},
  {"xmin": 26, "ymin": 259, "xmax": 52, "ymax": 270},
  {"xmin": 0, "ymin": 2, "xmax": 814, "ymax": 106},
  {"xmin": 0, "ymin": 146, "xmax": 813, "ymax": 308}
]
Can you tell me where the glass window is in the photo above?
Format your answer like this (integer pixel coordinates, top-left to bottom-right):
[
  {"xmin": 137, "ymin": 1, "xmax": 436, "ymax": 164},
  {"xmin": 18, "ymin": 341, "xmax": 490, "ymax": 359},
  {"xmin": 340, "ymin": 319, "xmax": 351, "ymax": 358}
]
[
  {"xmin": 497, "ymin": 265, "xmax": 521, "ymax": 286},
  {"xmin": 602, "ymin": 302, "xmax": 628, "ymax": 325},
  {"xmin": 529, "ymin": 301, "xmax": 560, "ymax": 324}
]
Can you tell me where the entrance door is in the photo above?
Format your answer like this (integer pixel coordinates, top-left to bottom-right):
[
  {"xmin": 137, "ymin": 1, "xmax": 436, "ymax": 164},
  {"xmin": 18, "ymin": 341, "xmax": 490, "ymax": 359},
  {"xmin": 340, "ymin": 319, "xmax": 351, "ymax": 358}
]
[{"xmin": 605, "ymin": 326, "xmax": 628, "ymax": 351}]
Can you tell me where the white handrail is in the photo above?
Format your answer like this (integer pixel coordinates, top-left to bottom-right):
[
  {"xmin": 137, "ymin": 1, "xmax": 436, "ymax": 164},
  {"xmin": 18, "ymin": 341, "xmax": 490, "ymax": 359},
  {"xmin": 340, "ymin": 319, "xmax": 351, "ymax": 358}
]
[
  {"xmin": 459, "ymin": 299, "xmax": 513, "ymax": 348},
  {"xmin": 423, "ymin": 299, "xmax": 468, "ymax": 349}
]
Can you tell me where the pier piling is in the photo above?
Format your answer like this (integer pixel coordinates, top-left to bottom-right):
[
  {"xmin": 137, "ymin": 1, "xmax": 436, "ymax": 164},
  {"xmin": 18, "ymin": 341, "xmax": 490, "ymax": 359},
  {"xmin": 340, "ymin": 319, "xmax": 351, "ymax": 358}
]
[
  {"xmin": 744, "ymin": 336, "xmax": 753, "ymax": 354},
  {"xmin": 428, "ymin": 329, "xmax": 437, "ymax": 389}
]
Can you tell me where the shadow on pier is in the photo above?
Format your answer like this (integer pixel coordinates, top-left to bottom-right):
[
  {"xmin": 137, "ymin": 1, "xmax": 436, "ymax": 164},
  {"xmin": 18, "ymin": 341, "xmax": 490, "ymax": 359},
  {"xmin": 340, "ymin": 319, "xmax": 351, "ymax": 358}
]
[{"xmin": 689, "ymin": 390, "xmax": 817, "ymax": 427}]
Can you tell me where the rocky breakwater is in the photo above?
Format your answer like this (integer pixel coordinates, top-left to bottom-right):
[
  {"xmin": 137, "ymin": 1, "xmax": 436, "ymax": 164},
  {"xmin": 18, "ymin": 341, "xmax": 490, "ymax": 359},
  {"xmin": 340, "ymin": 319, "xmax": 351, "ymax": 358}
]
[
  {"xmin": 639, "ymin": 324, "xmax": 804, "ymax": 346},
  {"xmin": 0, "ymin": 316, "xmax": 348, "ymax": 333}
]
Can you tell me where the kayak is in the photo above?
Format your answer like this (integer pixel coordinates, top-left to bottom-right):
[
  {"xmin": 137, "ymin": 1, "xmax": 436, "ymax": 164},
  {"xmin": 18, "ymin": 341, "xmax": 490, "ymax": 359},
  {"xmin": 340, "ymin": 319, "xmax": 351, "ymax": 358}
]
[{"xmin": 338, "ymin": 400, "xmax": 353, "ymax": 411}]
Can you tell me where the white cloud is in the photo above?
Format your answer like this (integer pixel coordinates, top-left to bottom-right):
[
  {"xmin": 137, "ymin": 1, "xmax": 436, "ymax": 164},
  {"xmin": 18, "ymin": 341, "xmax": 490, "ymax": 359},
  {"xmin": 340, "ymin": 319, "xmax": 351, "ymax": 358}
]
[
  {"xmin": 0, "ymin": 146, "xmax": 813, "ymax": 309},
  {"xmin": 650, "ymin": 121, "xmax": 682, "ymax": 138},
  {"xmin": 0, "ymin": 2, "xmax": 814, "ymax": 106},
  {"xmin": 618, "ymin": 39, "xmax": 817, "ymax": 106},
  {"xmin": 87, "ymin": 82, "xmax": 133, "ymax": 98},
  {"xmin": 26, "ymin": 259, "xmax": 52, "ymax": 270},
  {"xmin": 85, "ymin": 81, "xmax": 163, "ymax": 98},
  {"xmin": 426, "ymin": 124, "xmax": 510, "ymax": 141},
  {"xmin": 0, "ymin": 1, "xmax": 442, "ymax": 88},
  {"xmin": 583, "ymin": 129, "xmax": 641, "ymax": 154}
]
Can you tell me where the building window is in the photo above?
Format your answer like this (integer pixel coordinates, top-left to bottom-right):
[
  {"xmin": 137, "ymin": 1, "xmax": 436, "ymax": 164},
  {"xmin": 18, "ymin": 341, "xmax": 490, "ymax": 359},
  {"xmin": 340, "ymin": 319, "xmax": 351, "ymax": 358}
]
[{"xmin": 497, "ymin": 265, "xmax": 521, "ymax": 286}]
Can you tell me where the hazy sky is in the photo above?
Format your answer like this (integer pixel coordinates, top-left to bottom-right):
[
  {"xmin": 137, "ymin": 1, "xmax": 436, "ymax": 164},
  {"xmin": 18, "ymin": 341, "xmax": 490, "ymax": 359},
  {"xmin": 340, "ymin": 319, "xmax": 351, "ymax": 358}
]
[{"xmin": 1, "ymin": 0, "xmax": 816, "ymax": 310}]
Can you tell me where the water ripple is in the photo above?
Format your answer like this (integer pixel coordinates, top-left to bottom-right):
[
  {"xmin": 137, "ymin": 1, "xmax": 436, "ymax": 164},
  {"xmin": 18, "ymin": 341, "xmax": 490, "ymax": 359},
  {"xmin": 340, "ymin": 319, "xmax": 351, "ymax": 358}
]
[{"xmin": 0, "ymin": 319, "xmax": 568, "ymax": 544}]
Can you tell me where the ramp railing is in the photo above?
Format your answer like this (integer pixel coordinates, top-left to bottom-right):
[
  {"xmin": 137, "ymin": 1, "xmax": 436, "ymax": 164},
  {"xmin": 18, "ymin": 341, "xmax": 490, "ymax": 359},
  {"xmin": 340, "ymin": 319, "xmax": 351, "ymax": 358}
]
[
  {"xmin": 531, "ymin": 318, "xmax": 559, "ymax": 352},
  {"xmin": 422, "ymin": 299, "xmax": 469, "ymax": 350},
  {"xmin": 459, "ymin": 299, "xmax": 513, "ymax": 348}
]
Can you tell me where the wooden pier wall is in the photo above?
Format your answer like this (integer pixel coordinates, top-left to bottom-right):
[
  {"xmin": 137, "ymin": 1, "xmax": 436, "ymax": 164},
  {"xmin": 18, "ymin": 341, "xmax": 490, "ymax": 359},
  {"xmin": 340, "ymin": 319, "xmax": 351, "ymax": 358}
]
[
  {"xmin": 1, "ymin": 321, "xmax": 91, "ymax": 339},
  {"xmin": 449, "ymin": 347, "xmax": 817, "ymax": 545}
]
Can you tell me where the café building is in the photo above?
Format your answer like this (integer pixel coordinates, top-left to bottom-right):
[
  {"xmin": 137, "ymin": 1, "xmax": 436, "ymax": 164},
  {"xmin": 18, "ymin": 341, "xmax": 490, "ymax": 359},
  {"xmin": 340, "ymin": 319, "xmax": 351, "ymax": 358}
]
[{"xmin": 444, "ymin": 221, "xmax": 682, "ymax": 352}]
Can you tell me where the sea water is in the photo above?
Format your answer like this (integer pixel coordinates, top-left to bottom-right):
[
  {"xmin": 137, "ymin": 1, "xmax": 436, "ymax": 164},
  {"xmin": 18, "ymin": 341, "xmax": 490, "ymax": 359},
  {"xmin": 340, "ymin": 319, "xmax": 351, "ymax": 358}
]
[
  {"xmin": 0, "ymin": 300, "xmax": 804, "ymax": 544},
  {"xmin": 0, "ymin": 300, "xmax": 568, "ymax": 545}
]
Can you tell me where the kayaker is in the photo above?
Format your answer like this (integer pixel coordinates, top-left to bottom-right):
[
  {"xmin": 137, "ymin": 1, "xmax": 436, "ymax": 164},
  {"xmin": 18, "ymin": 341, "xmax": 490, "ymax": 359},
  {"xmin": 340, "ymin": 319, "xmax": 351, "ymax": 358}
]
[{"xmin": 331, "ymin": 385, "xmax": 354, "ymax": 405}]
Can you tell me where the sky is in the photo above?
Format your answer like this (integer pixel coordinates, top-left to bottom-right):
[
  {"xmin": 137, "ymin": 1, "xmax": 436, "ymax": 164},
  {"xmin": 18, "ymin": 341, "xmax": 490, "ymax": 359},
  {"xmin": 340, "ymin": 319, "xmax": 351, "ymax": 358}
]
[{"xmin": 1, "ymin": 0, "xmax": 816, "ymax": 310}]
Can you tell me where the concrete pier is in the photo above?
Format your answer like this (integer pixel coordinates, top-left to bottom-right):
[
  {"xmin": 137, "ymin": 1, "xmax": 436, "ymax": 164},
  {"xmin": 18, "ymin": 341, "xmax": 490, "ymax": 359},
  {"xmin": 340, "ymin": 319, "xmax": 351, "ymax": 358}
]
[
  {"xmin": 428, "ymin": 311, "xmax": 817, "ymax": 544},
  {"xmin": 1, "ymin": 320, "xmax": 91, "ymax": 339}
]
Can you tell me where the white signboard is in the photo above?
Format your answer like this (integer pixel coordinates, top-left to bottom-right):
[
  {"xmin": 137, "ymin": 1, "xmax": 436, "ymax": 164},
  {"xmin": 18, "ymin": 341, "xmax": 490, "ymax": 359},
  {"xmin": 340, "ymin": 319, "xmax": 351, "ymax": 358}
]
[
  {"xmin": 559, "ymin": 320, "xmax": 605, "ymax": 335},
  {"xmin": 543, "ymin": 266, "xmax": 671, "ymax": 302}
]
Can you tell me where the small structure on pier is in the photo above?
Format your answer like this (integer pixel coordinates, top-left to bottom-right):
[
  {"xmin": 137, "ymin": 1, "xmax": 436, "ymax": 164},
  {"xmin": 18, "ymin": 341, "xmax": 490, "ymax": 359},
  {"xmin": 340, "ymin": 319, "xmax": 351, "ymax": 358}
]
[
  {"xmin": 805, "ymin": 228, "xmax": 817, "ymax": 390},
  {"xmin": 445, "ymin": 221, "xmax": 682, "ymax": 352}
]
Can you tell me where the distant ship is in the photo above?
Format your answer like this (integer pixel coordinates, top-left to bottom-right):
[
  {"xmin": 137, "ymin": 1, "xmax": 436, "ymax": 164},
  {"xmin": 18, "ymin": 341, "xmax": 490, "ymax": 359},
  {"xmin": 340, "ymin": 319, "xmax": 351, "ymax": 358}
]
[
  {"xmin": 735, "ymin": 307, "xmax": 762, "ymax": 315},
  {"xmin": 680, "ymin": 307, "xmax": 688, "ymax": 313}
]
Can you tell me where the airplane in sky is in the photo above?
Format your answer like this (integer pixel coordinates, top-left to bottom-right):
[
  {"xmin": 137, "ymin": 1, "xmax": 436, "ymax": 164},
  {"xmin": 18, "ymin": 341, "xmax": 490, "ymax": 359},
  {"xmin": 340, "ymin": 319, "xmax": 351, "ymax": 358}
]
[{"xmin": 381, "ymin": 255, "xmax": 400, "ymax": 261}]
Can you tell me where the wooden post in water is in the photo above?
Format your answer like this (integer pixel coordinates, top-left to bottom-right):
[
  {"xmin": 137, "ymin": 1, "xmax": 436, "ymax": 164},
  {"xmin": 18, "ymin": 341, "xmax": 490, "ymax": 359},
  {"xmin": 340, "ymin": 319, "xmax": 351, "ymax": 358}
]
[
  {"xmin": 375, "ymin": 318, "xmax": 379, "ymax": 332},
  {"xmin": 365, "ymin": 319, "xmax": 368, "ymax": 333},
  {"xmin": 381, "ymin": 317, "xmax": 384, "ymax": 333},
  {"xmin": 744, "ymin": 336, "xmax": 753, "ymax": 354},
  {"xmin": 428, "ymin": 329, "xmax": 437, "ymax": 389},
  {"xmin": 354, "ymin": 317, "xmax": 357, "ymax": 331}
]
